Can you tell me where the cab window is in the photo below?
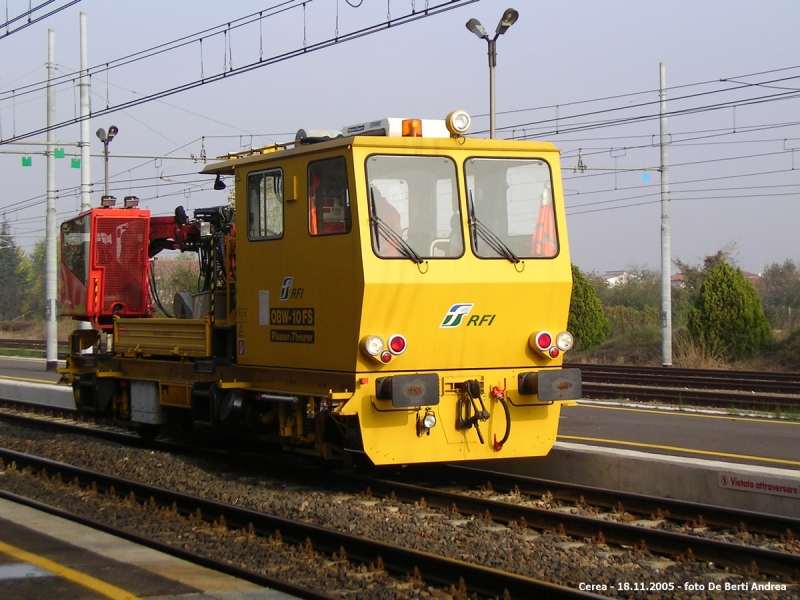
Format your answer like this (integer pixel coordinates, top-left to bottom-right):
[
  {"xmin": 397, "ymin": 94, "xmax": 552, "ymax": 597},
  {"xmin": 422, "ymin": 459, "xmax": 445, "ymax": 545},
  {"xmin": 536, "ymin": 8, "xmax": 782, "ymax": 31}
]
[
  {"xmin": 61, "ymin": 215, "xmax": 89, "ymax": 285},
  {"xmin": 464, "ymin": 157, "xmax": 558, "ymax": 259},
  {"xmin": 309, "ymin": 157, "xmax": 351, "ymax": 236},
  {"xmin": 247, "ymin": 169, "xmax": 283, "ymax": 240},
  {"xmin": 366, "ymin": 155, "xmax": 462, "ymax": 259}
]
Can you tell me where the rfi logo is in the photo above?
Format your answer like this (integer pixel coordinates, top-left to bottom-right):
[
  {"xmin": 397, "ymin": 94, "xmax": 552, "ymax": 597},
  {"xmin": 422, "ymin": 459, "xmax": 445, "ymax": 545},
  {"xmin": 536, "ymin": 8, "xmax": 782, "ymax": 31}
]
[
  {"xmin": 440, "ymin": 303, "xmax": 473, "ymax": 328},
  {"xmin": 279, "ymin": 277, "xmax": 293, "ymax": 301},
  {"xmin": 466, "ymin": 314, "xmax": 496, "ymax": 327}
]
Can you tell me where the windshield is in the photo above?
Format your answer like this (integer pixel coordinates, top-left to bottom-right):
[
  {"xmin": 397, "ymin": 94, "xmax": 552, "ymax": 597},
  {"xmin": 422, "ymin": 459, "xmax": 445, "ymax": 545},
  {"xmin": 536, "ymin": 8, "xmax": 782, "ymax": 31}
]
[
  {"xmin": 366, "ymin": 155, "xmax": 462, "ymax": 259},
  {"xmin": 464, "ymin": 158, "xmax": 558, "ymax": 259}
]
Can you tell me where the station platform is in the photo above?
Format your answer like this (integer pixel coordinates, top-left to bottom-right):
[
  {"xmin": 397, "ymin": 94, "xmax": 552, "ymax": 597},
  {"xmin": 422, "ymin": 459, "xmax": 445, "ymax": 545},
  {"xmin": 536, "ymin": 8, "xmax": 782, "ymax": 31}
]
[
  {"xmin": 482, "ymin": 439, "xmax": 800, "ymax": 519},
  {"xmin": 0, "ymin": 497, "xmax": 295, "ymax": 599}
]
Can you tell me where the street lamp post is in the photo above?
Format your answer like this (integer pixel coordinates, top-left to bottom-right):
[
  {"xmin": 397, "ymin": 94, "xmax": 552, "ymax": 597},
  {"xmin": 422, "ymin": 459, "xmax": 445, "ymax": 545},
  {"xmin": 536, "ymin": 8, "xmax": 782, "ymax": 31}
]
[
  {"xmin": 96, "ymin": 125, "xmax": 119, "ymax": 197},
  {"xmin": 466, "ymin": 8, "xmax": 518, "ymax": 139}
]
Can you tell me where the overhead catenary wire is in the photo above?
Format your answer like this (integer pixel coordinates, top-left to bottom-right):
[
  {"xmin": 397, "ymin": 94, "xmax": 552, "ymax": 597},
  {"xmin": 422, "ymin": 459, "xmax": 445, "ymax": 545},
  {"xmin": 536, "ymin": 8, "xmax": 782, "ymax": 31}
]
[
  {"xmin": 0, "ymin": 0, "xmax": 300, "ymax": 99},
  {"xmin": 469, "ymin": 70, "xmax": 800, "ymax": 134},
  {"xmin": 0, "ymin": 0, "xmax": 475, "ymax": 144},
  {"xmin": 473, "ymin": 64, "xmax": 800, "ymax": 120},
  {"xmin": 0, "ymin": 0, "xmax": 81, "ymax": 41},
  {"xmin": 3, "ymin": 5, "xmax": 799, "ymax": 250},
  {"xmin": 493, "ymin": 87, "xmax": 800, "ymax": 140}
]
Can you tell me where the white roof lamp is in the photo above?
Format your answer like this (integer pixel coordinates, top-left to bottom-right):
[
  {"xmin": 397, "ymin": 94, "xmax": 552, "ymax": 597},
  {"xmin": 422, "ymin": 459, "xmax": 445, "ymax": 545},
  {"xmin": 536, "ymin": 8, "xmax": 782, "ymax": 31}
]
[
  {"xmin": 342, "ymin": 111, "xmax": 471, "ymax": 139},
  {"xmin": 445, "ymin": 110, "xmax": 471, "ymax": 136}
]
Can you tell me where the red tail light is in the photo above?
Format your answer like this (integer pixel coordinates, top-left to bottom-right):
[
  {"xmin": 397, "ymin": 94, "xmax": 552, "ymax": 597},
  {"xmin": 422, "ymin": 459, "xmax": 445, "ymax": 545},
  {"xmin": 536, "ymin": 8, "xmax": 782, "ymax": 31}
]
[
  {"xmin": 388, "ymin": 334, "xmax": 407, "ymax": 355},
  {"xmin": 529, "ymin": 330, "xmax": 561, "ymax": 359},
  {"xmin": 534, "ymin": 331, "xmax": 552, "ymax": 351}
]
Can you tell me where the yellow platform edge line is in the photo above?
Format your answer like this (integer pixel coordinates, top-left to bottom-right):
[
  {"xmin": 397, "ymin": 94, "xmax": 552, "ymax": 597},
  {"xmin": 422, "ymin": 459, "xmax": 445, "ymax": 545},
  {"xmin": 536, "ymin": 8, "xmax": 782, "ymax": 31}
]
[
  {"xmin": 0, "ymin": 539, "xmax": 141, "ymax": 600},
  {"xmin": 558, "ymin": 435, "xmax": 800, "ymax": 467},
  {"xmin": 0, "ymin": 374, "xmax": 61, "ymax": 385}
]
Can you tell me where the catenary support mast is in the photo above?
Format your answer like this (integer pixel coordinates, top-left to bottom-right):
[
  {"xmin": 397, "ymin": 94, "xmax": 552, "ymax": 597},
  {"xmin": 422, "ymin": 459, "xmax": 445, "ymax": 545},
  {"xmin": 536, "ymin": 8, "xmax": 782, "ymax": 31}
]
[
  {"xmin": 660, "ymin": 62, "xmax": 673, "ymax": 367},
  {"xmin": 45, "ymin": 29, "xmax": 57, "ymax": 370},
  {"xmin": 80, "ymin": 13, "xmax": 91, "ymax": 214},
  {"xmin": 78, "ymin": 12, "xmax": 93, "ymax": 332}
]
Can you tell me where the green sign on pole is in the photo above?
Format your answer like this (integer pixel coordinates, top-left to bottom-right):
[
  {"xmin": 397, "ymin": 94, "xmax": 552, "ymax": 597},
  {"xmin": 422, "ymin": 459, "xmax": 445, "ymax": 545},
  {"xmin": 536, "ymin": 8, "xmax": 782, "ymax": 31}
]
[
  {"xmin": 71, "ymin": 158, "xmax": 81, "ymax": 168},
  {"xmin": 54, "ymin": 147, "xmax": 65, "ymax": 158},
  {"xmin": 22, "ymin": 156, "xmax": 32, "ymax": 167}
]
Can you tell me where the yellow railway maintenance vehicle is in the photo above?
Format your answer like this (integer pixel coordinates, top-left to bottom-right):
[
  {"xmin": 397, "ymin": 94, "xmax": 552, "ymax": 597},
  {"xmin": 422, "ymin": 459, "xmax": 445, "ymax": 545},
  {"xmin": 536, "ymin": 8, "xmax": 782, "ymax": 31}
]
[{"xmin": 60, "ymin": 110, "xmax": 581, "ymax": 465}]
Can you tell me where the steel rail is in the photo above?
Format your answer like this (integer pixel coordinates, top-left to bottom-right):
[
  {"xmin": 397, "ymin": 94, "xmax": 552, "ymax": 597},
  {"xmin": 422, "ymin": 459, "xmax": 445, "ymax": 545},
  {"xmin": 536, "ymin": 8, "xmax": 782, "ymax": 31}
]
[
  {"xmin": 345, "ymin": 472, "xmax": 800, "ymax": 579},
  {"xmin": 579, "ymin": 364, "xmax": 800, "ymax": 386},
  {"xmin": 580, "ymin": 369, "xmax": 800, "ymax": 398},
  {"xmin": 582, "ymin": 382, "xmax": 800, "ymax": 410},
  {"xmin": 4, "ymin": 406, "xmax": 799, "ymax": 543},
  {"xmin": 0, "ymin": 447, "xmax": 603, "ymax": 600},
  {"xmin": 581, "ymin": 370, "xmax": 800, "ymax": 395},
  {"xmin": 0, "ymin": 339, "xmax": 69, "ymax": 350},
  {"xmin": 0, "ymin": 403, "xmax": 148, "ymax": 447},
  {"xmin": 437, "ymin": 465, "xmax": 800, "ymax": 539},
  {"xmin": 6, "ymin": 403, "xmax": 800, "ymax": 580}
]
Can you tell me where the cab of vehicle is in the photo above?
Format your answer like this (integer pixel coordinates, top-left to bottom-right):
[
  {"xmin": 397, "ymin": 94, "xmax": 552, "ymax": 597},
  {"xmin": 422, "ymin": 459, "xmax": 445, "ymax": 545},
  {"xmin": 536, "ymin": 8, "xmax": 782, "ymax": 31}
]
[{"xmin": 200, "ymin": 111, "xmax": 579, "ymax": 464}]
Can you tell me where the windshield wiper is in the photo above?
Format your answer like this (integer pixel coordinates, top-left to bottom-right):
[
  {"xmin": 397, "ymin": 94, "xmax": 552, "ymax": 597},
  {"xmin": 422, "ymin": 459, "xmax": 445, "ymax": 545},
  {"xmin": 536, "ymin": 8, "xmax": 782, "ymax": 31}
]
[
  {"xmin": 467, "ymin": 190, "xmax": 520, "ymax": 264},
  {"xmin": 369, "ymin": 189, "xmax": 424, "ymax": 264}
]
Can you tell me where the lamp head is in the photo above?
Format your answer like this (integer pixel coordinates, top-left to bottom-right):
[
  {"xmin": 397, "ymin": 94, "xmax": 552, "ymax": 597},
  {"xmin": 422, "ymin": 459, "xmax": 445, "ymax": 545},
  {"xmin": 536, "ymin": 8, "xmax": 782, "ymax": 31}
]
[
  {"xmin": 96, "ymin": 128, "xmax": 106, "ymax": 142},
  {"xmin": 107, "ymin": 125, "xmax": 119, "ymax": 140},
  {"xmin": 214, "ymin": 174, "xmax": 226, "ymax": 191},
  {"xmin": 465, "ymin": 18, "xmax": 488, "ymax": 39},
  {"xmin": 495, "ymin": 8, "xmax": 519, "ymax": 35}
]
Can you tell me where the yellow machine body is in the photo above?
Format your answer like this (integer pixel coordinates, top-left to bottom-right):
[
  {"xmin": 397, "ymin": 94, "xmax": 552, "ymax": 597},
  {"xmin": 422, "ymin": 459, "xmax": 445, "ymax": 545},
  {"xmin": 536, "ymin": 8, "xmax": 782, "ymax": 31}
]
[{"xmin": 63, "ymin": 121, "xmax": 580, "ymax": 466}]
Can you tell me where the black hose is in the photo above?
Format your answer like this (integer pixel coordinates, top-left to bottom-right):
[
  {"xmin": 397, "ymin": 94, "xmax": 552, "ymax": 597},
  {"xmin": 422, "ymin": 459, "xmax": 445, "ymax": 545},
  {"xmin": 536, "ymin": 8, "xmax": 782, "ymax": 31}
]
[{"xmin": 495, "ymin": 393, "xmax": 511, "ymax": 448}]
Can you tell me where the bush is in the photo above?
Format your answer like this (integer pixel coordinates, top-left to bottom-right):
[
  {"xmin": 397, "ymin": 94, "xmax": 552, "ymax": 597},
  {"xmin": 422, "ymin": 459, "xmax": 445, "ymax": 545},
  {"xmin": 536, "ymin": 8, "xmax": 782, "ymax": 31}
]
[
  {"xmin": 770, "ymin": 328, "xmax": 800, "ymax": 371},
  {"xmin": 671, "ymin": 329, "xmax": 727, "ymax": 370},
  {"xmin": 687, "ymin": 263, "xmax": 771, "ymax": 359},
  {"xmin": 603, "ymin": 305, "xmax": 660, "ymax": 335},
  {"xmin": 568, "ymin": 265, "xmax": 610, "ymax": 351}
]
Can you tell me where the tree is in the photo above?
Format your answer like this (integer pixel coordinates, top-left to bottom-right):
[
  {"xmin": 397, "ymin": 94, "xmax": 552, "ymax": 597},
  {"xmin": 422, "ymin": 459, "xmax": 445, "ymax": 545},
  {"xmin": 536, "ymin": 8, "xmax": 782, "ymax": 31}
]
[
  {"xmin": 0, "ymin": 220, "xmax": 32, "ymax": 320},
  {"xmin": 674, "ymin": 249, "xmax": 729, "ymax": 298},
  {"xmin": 687, "ymin": 262, "xmax": 771, "ymax": 358},
  {"xmin": 26, "ymin": 239, "xmax": 47, "ymax": 320},
  {"xmin": 673, "ymin": 247, "xmax": 737, "ymax": 328},
  {"xmin": 568, "ymin": 264, "xmax": 610, "ymax": 351},
  {"xmin": 759, "ymin": 259, "xmax": 800, "ymax": 329},
  {"xmin": 596, "ymin": 266, "xmax": 661, "ymax": 311}
]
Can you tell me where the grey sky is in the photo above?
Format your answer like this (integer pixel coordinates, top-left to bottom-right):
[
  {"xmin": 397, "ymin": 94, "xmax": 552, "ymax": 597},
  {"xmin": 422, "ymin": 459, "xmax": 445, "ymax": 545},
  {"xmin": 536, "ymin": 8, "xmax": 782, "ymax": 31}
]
[{"xmin": 1, "ymin": 0, "xmax": 799, "ymax": 276}]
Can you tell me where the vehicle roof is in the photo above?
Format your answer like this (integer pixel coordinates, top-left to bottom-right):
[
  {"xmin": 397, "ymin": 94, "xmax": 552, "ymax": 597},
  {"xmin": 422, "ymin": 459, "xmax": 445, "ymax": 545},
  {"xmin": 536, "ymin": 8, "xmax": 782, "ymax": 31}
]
[{"xmin": 199, "ymin": 135, "xmax": 561, "ymax": 176}]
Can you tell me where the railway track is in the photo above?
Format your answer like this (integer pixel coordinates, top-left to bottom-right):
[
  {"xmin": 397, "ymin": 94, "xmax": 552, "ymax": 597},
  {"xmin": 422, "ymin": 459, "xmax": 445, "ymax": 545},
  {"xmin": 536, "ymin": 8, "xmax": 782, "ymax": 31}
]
[
  {"xmin": 2, "ymin": 404, "xmax": 799, "ymax": 586},
  {"xmin": 576, "ymin": 364, "xmax": 800, "ymax": 411},
  {"xmin": 0, "ymin": 338, "xmax": 69, "ymax": 358},
  {"xmin": 352, "ymin": 471, "xmax": 800, "ymax": 580},
  {"xmin": 0, "ymin": 338, "xmax": 69, "ymax": 350},
  {"xmin": 0, "ymin": 446, "xmax": 600, "ymax": 599}
]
